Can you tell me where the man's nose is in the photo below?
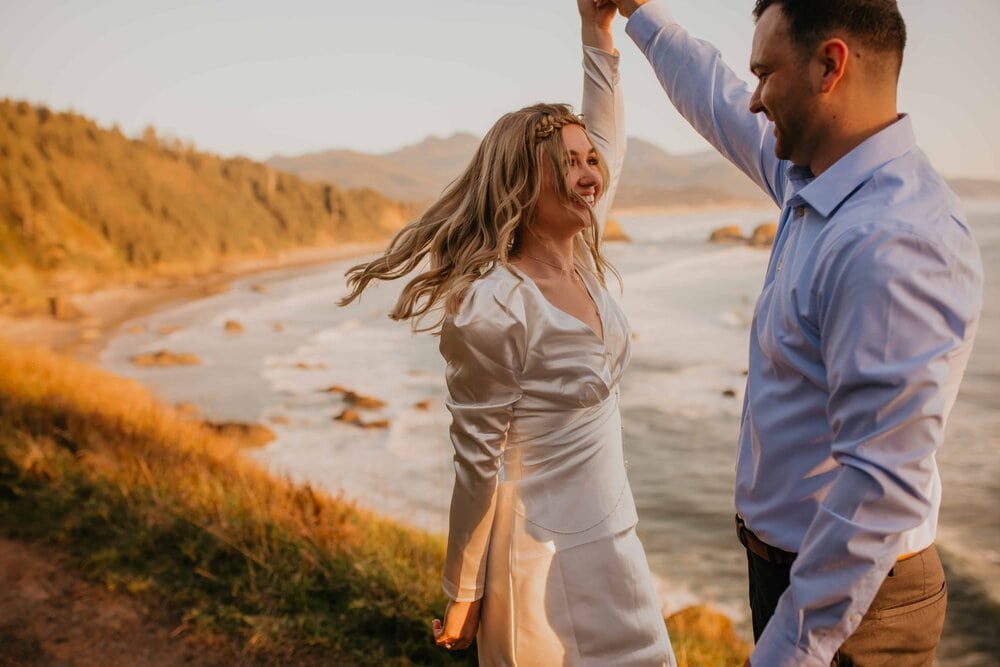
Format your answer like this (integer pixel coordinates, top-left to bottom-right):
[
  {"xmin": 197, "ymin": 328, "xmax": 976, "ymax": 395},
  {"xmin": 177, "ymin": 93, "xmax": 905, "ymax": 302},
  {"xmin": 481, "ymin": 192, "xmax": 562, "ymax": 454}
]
[{"xmin": 749, "ymin": 85, "xmax": 764, "ymax": 114}]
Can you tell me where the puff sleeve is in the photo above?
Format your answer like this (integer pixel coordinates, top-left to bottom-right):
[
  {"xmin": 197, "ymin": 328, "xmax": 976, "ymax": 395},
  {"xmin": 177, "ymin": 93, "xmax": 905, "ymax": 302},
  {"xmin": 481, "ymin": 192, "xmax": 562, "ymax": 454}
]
[{"xmin": 439, "ymin": 283, "xmax": 524, "ymax": 601}]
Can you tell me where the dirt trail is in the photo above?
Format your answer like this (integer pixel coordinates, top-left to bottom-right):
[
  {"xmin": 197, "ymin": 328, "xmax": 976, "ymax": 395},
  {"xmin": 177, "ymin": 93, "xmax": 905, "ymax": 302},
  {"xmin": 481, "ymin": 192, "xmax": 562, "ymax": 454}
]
[{"xmin": 0, "ymin": 537, "xmax": 252, "ymax": 667}]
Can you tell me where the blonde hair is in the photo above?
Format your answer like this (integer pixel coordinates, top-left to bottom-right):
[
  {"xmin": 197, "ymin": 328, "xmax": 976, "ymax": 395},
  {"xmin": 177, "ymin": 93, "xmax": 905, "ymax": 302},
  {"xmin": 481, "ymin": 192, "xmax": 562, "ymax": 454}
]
[{"xmin": 339, "ymin": 102, "xmax": 618, "ymax": 332}]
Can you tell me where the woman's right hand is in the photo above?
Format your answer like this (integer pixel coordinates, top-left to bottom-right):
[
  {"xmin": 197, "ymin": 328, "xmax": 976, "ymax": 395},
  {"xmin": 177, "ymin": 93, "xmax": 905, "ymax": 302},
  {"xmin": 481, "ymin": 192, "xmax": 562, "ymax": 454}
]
[{"xmin": 432, "ymin": 598, "xmax": 482, "ymax": 652}]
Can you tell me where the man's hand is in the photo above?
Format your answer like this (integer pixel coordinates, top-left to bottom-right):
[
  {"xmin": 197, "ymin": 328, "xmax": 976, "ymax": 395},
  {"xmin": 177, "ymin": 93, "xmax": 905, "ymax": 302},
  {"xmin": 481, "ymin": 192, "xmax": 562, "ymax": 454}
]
[
  {"xmin": 605, "ymin": 0, "xmax": 649, "ymax": 19},
  {"xmin": 432, "ymin": 598, "xmax": 482, "ymax": 652}
]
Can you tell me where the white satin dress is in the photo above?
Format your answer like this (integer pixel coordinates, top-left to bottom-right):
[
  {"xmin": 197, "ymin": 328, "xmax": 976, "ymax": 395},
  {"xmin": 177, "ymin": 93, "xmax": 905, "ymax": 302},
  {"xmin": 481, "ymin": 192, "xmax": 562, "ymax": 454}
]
[{"xmin": 439, "ymin": 46, "xmax": 676, "ymax": 667}]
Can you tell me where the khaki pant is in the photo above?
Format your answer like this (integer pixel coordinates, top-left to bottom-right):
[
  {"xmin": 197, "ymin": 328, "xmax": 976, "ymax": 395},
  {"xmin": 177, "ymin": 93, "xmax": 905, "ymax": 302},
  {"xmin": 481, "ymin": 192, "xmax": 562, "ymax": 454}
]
[{"xmin": 746, "ymin": 545, "xmax": 947, "ymax": 666}]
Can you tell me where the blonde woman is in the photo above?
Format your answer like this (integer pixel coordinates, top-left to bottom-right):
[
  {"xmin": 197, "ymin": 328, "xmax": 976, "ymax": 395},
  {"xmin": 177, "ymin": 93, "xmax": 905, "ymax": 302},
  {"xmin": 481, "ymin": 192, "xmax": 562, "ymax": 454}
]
[{"xmin": 341, "ymin": 2, "xmax": 674, "ymax": 664}]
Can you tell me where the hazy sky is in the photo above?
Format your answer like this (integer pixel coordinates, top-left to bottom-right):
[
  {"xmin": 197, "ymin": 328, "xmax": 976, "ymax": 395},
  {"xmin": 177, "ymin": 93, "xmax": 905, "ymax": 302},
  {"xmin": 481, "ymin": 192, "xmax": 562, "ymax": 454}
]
[{"xmin": 1, "ymin": 0, "xmax": 997, "ymax": 179}]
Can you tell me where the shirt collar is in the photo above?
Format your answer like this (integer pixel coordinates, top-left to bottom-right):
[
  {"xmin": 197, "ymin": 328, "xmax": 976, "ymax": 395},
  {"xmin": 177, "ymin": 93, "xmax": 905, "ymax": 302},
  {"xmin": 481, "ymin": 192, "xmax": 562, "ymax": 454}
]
[{"xmin": 786, "ymin": 114, "xmax": 916, "ymax": 218}]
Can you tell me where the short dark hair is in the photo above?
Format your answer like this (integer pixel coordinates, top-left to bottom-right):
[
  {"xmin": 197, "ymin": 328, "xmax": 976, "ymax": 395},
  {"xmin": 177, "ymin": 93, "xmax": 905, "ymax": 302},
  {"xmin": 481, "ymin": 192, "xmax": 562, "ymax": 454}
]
[{"xmin": 753, "ymin": 0, "xmax": 906, "ymax": 73}]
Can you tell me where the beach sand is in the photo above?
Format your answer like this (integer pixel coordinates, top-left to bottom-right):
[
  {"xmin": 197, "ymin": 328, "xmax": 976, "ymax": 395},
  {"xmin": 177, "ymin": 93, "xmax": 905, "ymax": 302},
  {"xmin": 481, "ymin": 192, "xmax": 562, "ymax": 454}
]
[{"xmin": 0, "ymin": 243, "xmax": 381, "ymax": 362}]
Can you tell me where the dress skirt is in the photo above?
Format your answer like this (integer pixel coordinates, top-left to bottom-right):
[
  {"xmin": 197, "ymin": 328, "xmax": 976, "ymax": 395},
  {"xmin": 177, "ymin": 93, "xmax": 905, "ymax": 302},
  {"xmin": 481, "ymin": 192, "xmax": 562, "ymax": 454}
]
[{"xmin": 476, "ymin": 482, "xmax": 674, "ymax": 666}]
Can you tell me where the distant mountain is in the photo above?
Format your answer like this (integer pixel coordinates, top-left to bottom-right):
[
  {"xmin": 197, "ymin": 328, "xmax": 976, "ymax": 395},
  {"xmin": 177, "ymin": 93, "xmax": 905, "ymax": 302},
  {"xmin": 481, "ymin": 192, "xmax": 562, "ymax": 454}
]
[
  {"xmin": 948, "ymin": 178, "xmax": 1000, "ymax": 200},
  {"xmin": 271, "ymin": 134, "xmax": 1000, "ymax": 210},
  {"xmin": 269, "ymin": 133, "xmax": 773, "ymax": 209},
  {"xmin": 268, "ymin": 133, "xmax": 481, "ymax": 204}
]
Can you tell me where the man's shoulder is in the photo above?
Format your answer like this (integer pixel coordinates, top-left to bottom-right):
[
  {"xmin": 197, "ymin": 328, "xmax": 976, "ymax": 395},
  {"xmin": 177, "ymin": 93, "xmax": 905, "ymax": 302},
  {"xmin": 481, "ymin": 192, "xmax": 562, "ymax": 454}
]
[{"xmin": 831, "ymin": 150, "xmax": 968, "ymax": 246}]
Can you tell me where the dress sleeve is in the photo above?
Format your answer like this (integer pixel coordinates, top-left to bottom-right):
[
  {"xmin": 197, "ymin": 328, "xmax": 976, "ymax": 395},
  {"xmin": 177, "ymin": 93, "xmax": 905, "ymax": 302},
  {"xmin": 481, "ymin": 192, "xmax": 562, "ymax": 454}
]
[
  {"xmin": 439, "ymin": 283, "xmax": 524, "ymax": 601},
  {"xmin": 582, "ymin": 44, "xmax": 624, "ymax": 235}
]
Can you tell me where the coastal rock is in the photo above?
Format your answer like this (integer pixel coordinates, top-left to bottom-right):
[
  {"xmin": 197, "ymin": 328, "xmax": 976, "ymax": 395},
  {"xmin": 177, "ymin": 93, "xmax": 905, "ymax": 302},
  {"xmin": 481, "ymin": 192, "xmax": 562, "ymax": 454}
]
[
  {"xmin": 323, "ymin": 385, "xmax": 387, "ymax": 410},
  {"xmin": 271, "ymin": 322, "xmax": 284, "ymax": 332},
  {"xmin": 334, "ymin": 409, "xmax": 390, "ymax": 430},
  {"xmin": 708, "ymin": 225, "xmax": 745, "ymax": 243},
  {"xmin": 603, "ymin": 218, "xmax": 631, "ymax": 242},
  {"xmin": 175, "ymin": 402, "xmax": 200, "ymax": 417},
  {"xmin": 127, "ymin": 325, "xmax": 146, "ymax": 335},
  {"xmin": 157, "ymin": 324, "xmax": 184, "ymax": 335},
  {"xmin": 130, "ymin": 350, "xmax": 201, "ymax": 367},
  {"xmin": 293, "ymin": 362, "xmax": 327, "ymax": 370},
  {"xmin": 250, "ymin": 283, "xmax": 270, "ymax": 294},
  {"xmin": 413, "ymin": 399, "xmax": 433, "ymax": 411},
  {"xmin": 224, "ymin": 319, "xmax": 244, "ymax": 334},
  {"xmin": 665, "ymin": 605, "xmax": 748, "ymax": 650},
  {"xmin": 202, "ymin": 420, "xmax": 276, "ymax": 447},
  {"xmin": 48, "ymin": 296, "xmax": 84, "ymax": 321},
  {"xmin": 722, "ymin": 388, "xmax": 737, "ymax": 398},
  {"xmin": 749, "ymin": 222, "xmax": 778, "ymax": 248},
  {"xmin": 343, "ymin": 391, "xmax": 386, "ymax": 410},
  {"xmin": 269, "ymin": 415, "xmax": 292, "ymax": 425}
]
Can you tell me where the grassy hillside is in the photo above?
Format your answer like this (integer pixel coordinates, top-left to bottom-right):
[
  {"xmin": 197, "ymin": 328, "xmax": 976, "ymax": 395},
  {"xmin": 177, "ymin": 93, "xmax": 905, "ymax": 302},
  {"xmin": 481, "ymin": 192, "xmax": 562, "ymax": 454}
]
[
  {"xmin": 0, "ymin": 340, "xmax": 750, "ymax": 665},
  {"xmin": 0, "ymin": 99, "xmax": 411, "ymax": 315}
]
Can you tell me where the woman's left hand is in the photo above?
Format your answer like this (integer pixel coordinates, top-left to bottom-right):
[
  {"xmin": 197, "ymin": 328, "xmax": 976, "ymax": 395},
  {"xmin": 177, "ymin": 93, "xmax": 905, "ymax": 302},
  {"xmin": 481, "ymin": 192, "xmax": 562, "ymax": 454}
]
[
  {"xmin": 579, "ymin": 0, "xmax": 617, "ymax": 51},
  {"xmin": 432, "ymin": 598, "xmax": 482, "ymax": 651}
]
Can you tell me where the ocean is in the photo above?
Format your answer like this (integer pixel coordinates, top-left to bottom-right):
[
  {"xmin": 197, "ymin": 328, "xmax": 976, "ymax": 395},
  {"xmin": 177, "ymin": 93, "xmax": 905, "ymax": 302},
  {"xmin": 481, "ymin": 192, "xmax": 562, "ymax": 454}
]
[{"xmin": 101, "ymin": 203, "xmax": 999, "ymax": 664}]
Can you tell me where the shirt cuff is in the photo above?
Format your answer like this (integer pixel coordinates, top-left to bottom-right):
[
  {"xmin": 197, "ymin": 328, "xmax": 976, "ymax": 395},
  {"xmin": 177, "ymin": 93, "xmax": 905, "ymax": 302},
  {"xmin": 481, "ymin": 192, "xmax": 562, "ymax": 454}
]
[
  {"xmin": 442, "ymin": 577, "xmax": 484, "ymax": 603},
  {"xmin": 624, "ymin": 0, "xmax": 679, "ymax": 49},
  {"xmin": 751, "ymin": 628, "xmax": 829, "ymax": 667}
]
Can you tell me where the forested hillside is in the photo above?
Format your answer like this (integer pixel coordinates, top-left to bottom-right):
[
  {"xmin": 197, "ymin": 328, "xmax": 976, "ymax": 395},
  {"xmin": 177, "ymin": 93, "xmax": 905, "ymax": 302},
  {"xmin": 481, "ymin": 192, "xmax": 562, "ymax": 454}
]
[{"xmin": 0, "ymin": 99, "xmax": 410, "ymax": 314}]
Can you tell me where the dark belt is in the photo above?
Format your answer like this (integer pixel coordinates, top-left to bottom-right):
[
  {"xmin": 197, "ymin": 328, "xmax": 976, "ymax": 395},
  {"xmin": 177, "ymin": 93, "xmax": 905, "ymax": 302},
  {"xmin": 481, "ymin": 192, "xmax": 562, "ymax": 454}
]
[
  {"xmin": 736, "ymin": 514, "xmax": 797, "ymax": 566},
  {"xmin": 735, "ymin": 514, "xmax": 924, "ymax": 567}
]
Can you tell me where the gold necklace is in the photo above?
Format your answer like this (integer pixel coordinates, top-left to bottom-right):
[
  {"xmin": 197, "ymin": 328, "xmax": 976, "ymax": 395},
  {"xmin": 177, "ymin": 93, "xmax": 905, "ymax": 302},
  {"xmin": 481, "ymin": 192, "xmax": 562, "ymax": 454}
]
[{"xmin": 522, "ymin": 253, "xmax": 582, "ymax": 283}]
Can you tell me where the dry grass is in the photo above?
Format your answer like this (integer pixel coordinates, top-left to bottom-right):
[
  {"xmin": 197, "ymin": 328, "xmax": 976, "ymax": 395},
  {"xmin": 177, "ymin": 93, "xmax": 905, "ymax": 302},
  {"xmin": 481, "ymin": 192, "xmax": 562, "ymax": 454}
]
[{"xmin": 0, "ymin": 340, "xmax": 750, "ymax": 665}]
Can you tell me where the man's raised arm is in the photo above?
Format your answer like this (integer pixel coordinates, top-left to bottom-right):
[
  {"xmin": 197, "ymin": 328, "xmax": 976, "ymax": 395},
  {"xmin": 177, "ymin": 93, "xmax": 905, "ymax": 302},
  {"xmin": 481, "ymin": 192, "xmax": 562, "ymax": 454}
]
[{"xmin": 615, "ymin": 0, "xmax": 785, "ymax": 206}]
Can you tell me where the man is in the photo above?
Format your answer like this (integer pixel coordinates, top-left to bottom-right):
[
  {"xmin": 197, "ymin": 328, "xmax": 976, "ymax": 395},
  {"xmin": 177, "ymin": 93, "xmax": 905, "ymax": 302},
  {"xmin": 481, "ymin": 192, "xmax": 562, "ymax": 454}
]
[{"xmin": 605, "ymin": 0, "xmax": 984, "ymax": 665}]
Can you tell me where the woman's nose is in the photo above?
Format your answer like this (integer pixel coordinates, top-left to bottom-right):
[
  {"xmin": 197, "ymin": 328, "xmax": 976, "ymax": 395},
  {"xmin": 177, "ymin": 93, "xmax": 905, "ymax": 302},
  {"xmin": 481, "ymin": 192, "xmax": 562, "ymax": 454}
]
[{"xmin": 579, "ymin": 162, "xmax": 601, "ymax": 187}]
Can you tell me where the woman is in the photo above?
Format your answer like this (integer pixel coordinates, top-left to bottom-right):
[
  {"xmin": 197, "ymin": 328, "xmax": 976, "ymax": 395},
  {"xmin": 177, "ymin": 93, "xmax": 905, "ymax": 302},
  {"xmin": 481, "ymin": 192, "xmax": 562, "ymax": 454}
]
[{"xmin": 340, "ymin": 2, "xmax": 674, "ymax": 664}]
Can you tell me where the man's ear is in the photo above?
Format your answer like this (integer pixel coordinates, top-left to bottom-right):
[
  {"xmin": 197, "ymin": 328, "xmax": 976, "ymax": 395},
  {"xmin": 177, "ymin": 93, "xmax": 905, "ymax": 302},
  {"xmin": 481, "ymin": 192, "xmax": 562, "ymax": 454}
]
[{"xmin": 817, "ymin": 38, "xmax": 849, "ymax": 93}]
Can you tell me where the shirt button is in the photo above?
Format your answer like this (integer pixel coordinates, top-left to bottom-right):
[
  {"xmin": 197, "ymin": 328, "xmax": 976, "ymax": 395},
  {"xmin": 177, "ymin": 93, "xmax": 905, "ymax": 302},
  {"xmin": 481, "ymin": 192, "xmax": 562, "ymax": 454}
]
[
  {"xmin": 795, "ymin": 206, "xmax": 806, "ymax": 217},
  {"xmin": 849, "ymin": 613, "xmax": 861, "ymax": 624}
]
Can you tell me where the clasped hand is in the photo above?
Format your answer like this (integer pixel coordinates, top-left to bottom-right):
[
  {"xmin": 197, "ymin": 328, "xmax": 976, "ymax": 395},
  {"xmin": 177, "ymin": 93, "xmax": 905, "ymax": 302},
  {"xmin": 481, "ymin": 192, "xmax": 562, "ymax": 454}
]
[{"xmin": 432, "ymin": 598, "xmax": 482, "ymax": 652}]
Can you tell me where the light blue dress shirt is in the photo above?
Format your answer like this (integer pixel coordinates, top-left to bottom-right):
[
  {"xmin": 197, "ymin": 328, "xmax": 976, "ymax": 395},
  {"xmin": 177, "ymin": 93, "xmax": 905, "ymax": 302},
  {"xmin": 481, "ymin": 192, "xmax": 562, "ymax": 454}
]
[{"xmin": 626, "ymin": 3, "xmax": 984, "ymax": 665}]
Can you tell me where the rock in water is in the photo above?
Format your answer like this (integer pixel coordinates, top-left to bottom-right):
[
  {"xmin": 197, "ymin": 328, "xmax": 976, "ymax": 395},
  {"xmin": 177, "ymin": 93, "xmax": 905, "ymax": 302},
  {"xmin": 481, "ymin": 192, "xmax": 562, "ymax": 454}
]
[
  {"xmin": 708, "ymin": 225, "xmax": 744, "ymax": 242},
  {"xmin": 603, "ymin": 218, "xmax": 631, "ymax": 242},
  {"xmin": 749, "ymin": 222, "xmax": 778, "ymax": 247},
  {"xmin": 130, "ymin": 350, "xmax": 201, "ymax": 367}
]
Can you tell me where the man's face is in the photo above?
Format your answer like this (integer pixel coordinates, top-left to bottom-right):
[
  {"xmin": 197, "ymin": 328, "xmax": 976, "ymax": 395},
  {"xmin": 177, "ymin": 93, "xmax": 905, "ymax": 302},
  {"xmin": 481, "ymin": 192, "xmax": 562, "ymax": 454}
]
[{"xmin": 749, "ymin": 5, "xmax": 821, "ymax": 166}]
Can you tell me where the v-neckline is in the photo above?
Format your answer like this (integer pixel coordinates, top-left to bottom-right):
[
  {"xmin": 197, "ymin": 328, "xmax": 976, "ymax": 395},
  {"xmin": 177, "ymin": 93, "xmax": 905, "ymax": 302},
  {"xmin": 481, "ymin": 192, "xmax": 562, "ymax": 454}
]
[{"xmin": 505, "ymin": 264, "xmax": 606, "ymax": 345}]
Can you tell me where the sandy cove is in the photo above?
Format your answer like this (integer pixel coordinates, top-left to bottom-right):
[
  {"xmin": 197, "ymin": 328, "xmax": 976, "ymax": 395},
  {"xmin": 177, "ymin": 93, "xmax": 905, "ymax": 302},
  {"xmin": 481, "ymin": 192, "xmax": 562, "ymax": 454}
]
[{"xmin": 0, "ymin": 242, "xmax": 382, "ymax": 363}]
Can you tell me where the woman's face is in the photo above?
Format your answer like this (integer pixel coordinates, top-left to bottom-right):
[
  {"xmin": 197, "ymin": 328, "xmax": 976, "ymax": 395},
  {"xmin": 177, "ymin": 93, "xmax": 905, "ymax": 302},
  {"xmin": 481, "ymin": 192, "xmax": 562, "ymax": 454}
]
[{"xmin": 533, "ymin": 124, "xmax": 602, "ymax": 238}]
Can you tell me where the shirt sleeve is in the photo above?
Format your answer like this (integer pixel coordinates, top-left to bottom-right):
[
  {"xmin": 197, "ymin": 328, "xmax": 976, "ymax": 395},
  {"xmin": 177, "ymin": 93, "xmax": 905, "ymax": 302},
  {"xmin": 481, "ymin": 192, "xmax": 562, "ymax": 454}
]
[
  {"xmin": 581, "ymin": 44, "xmax": 624, "ymax": 234},
  {"xmin": 752, "ymin": 225, "xmax": 982, "ymax": 666},
  {"xmin": 439, "ymin": 283, "xmax": 524, "ymax": 602},
  {"xmin": 625, "ymin": 1, "xmax": 786, "ymax": 206}
]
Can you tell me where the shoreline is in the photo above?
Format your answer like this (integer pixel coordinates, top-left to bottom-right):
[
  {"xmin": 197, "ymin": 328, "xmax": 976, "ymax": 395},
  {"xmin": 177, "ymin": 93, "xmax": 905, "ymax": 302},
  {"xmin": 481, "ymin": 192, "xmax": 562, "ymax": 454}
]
[
  {"xmin": 1, "ymin": 202, "xmax": 775, "ymax": 363},
  {"xmin": 0, "ymin": 242, "xmax": 382, "ymax": 363}
]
